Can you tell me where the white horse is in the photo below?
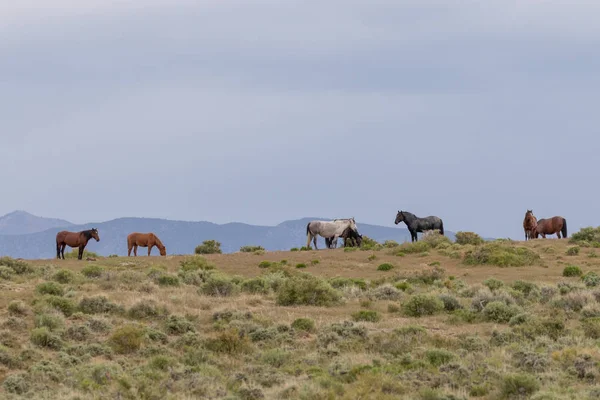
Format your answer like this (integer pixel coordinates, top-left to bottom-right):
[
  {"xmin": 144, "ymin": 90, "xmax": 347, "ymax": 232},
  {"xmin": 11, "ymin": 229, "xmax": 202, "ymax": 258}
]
[{"xmin": 306, "ymin": 218, "xmax": 358, "ymax": 250}]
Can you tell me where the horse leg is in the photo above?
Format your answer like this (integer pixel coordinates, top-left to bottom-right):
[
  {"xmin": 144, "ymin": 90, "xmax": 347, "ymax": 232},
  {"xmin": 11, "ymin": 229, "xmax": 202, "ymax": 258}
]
[
  {"xmin": 56, "ymin": 242, "xmax": 61, "ymax": 259},
  {"xmin": 313, "ymin": 235, "xmax": 318, "ymax": 250},
  {"xmin": 61, "ymin": 244, "xmax": 66, "ymax": 259},
  {"xmin": 148, "ymin": 245, "xmax": 152, "ymax": 256},
  {"xmin": 133, "ymin": 245, "xmax": 138, "ymax": 257},
  {"xmin": 127, "ymin": 245, "xmax": 132, "ymax": 257},
  {"xmin": 78, "ymin": 245, "xmax": 84, "ymax": 260}
]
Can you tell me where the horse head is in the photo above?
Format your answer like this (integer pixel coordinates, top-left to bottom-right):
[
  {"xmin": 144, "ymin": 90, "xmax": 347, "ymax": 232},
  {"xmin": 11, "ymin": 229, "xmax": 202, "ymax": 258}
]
[
  {"xmin": 90, "ymin": 228, "xmax": 100, "ymax": 242},
  {"xmin": 348, "ymin": 217, "xmax": 358, "ymax": 232},
  {"xmin": 159, "ymin": 246, "xmax": 167, "ymax": 256},
  {"xmin": 394, "ymin": 211, "xmax": 404, "ymax": 225}
]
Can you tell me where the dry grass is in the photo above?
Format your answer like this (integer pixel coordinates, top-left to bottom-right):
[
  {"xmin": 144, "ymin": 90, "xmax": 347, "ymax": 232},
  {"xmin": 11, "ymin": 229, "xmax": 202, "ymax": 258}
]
[{"xmin": 0, "ymin": 237, "xmax": 599, "ymax": 399}]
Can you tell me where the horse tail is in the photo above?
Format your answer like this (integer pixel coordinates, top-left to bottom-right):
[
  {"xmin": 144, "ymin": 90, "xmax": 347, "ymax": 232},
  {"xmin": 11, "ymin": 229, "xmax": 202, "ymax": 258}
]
[
  {"xmin": 439, "ymin": 220, "xmax": 444, "ymax": 235},
  {"xmin": 306, "ymin": 223, "xmax": 311, "ymax": 236},
  {"xmin": 562, "ymin": 218, "xmax": 567, "ymax": 238}
]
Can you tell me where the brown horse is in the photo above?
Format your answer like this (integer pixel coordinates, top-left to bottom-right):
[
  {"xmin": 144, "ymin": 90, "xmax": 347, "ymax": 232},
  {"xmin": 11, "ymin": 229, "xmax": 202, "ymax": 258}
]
[
  {"xmin": 523, "ymin": 210, "xmax": 537, "ymax": 240},
  {"xmin": 127, "ymin": 232, "xmax": 166, "ymax": 256},
  {"xmin": 56, "ymin": 228, "xmax": 100, "ymax": 260},
  {"xmin": 532, "ymin": 216, "xmax": 567, "ymax": 239}
]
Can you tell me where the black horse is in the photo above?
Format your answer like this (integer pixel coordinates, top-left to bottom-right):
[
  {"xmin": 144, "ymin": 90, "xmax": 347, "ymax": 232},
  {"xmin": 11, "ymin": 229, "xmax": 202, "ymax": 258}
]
[
  {"xmin": 325, "ymin": 227, "xmax": 363, "ymax": 249},
  {"xmin": 394, "ymin": 210, "xmax": 444, "ymax": 242}
]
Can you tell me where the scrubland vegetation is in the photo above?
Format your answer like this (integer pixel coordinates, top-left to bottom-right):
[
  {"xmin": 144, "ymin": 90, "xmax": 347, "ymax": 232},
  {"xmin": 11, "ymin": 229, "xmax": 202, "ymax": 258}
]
[{"xmin": 1, "ymin": 230, "xmax": 600, "ymax": 398}]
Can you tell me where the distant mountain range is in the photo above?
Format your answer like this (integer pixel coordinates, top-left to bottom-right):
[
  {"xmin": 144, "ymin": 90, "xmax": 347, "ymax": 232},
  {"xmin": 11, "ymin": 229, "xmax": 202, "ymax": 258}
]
[{"xmin": 0, "ymin": 211, "xmax": 459, "ymax": 259}]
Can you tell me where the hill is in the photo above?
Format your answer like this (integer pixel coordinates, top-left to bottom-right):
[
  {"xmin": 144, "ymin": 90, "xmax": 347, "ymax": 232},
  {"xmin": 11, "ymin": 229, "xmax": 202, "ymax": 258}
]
[
  {"xmin": 0, "ymin": 210, "xmax": 73, "ymax": 235},
  {"xmin": 0, "ymin": 214, "xmax": 457, "ymax": 259}
]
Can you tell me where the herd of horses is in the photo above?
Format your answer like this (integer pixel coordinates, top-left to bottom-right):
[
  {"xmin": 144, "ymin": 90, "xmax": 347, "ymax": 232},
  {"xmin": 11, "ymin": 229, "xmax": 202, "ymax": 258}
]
[{"xmin": 54, "ymin": 209, "xmax": 568, "ymax": 260}]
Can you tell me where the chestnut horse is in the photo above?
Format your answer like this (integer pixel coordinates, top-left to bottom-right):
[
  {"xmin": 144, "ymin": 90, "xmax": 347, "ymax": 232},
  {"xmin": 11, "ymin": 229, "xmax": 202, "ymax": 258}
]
[
  {"xmin": 532, "ymin": 216, "xmax": 567, "ymax": 239},
  {"xmin": 56, "ymin": 228, "xmax": 100, "ymax": 260},
  {"xmin": 523, "ymin": 210, "xmax": 537, "ymax": 241},
  {"xmin": 127, "ymin": 232, "xmax": 166, "ymax": 256}
]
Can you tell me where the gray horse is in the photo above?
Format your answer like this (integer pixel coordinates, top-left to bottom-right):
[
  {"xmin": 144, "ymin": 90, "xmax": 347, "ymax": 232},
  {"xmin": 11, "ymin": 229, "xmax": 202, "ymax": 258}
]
[
  {"xmin": 306, "ymin": 218, "xmax": 358, "ymax": 250},
  {"xmin": 394, "ymin": 210, "xmax": 444, "ymax": 242},
  {"xmin": 325, "ymin": 226, "xmax": 363, "ymax": 249}
]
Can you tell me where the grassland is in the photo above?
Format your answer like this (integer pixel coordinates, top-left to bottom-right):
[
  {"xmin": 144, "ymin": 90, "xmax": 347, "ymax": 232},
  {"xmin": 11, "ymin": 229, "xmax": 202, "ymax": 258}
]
[{"xmin": 1, "ymin": 234, "xmax": 600, "ymax": 399}]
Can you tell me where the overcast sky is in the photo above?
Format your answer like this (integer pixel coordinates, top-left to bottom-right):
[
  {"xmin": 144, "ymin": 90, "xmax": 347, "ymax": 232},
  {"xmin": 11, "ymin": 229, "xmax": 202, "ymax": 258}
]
[{"xmin": 1, "ymin": 0, "xmax": 599, "ymax": 239}]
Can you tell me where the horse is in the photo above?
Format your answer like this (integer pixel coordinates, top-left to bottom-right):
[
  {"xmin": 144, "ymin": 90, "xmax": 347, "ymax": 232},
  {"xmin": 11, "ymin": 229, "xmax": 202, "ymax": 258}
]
[
  {"xmin": 306, "ymin": 218, "xmax": 358, "ymax": 250},
  {"xmin": 325, "ymin": 226, "xmax": 363, "ymax": 249},
  {"xmin": 523, "ymin": 210, "xmax": 537, "ymax": 241},
  {"xmin": 532, "ymin": 216, "xmax": 567, "ymax": 239},
  {"xmin": 56, "ymin": 228, "xmax": 100, "ymax": 260},
  {"xmin": 127, "ymin": 232, "xmax": 166, "ymax": 256},
  {"xmin": 394, "ymin": 210, "xmax": 444, "ymax": 242}
]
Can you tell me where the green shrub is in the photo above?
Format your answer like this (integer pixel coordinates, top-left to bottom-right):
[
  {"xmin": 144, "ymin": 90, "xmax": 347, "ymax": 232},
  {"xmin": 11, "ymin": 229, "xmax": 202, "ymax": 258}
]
[
  {"xmin": 369, "ymin": 284, "xmax": 402, "ymax": 300},
  {"xmin": 258, "ymin": 261, "xmax": 272, "ymax": 269},
  {"xmin": 8, "ymin": 300, "xmax": 28, "ymax": 316},
  {"xmin": 311, "ymin": 259, "xmax": 320, "ymax": 265},
  {"xmin": 295, "ymin": 263, "xmax": 307, "ymax": 269},
  {"xmin": 0, "ymin": 257, "xmax": 33, "ymax": 274},
  {"xmin": 65, "ymin": 249, "xmax": 99, "ymax": 259},
  {"xmin": 66, "ymin": 324, "xmax": 92, "ymax": 342},
  {"xmin": 329, "ymin": 277, "xmax": 368, "ymax": 291},
  {"xmin": 240, "ymin": 277, "xmax": 270, "ymax": 294},
  {"xmin": 377, "ymin": 263, "xmax": 394, "ymax": 271},
  {"xmin": 79, "ymin": 296, "xmax": 122, "ymax": 315},
  {"xmin": 383, "ymin": 240, "xmax": 400, "ymax": 248},
  {"xmin": 179, "ymin": 256, "xmax": 215, "ymax": 271},
  {"xmin": 240, "ymin": 245, "xmax": 265, "ymax": 253},
  {"xmin": 53, "ymin": 269, "xmax": 75, "ymax": 284},
  {"xmin": 199, "ymin": 274, "xmax": 239, "ymax": 297},
  {"xmin": 463, "ymin": 243, "xmax": 540, "ymax": 267},
  {"xmin": 3, "ymin": 373, "xmax": 30, "ymax": 394},
  {"xmin": 165, "ymin": 315, "xmax": 196, "ymax": 335},
  {"xmin": 582, "ymin": 317, "xmax": 600, "ymax": 339},
  {"xmin": 439, "ymin": 294, "xmax": 462, "ymax": 311},
  {"xmin": 0, "ymin": 266, "xmax": 14, "ymax": 280},
  {"xmin": 425, "ymin": 349, "xmax": 454, "ymax": 366},
  {"xmin": 195, "ymin": 240, "xmax": 222, "ymax": 255},
  {"xmin": 290, "ymin": 248, "xmax": 299, "ymax": 252},
  {"xmin": 395, "ymin": 282, "xmax": 413, "ymax": 292},
  {"xmin": 127, "ymin": 300, "xmax": 169, "ymax": 320},
  {"xmin": 36, "ymin": 282, "xmax": 64, "ymax": 296},
  {"xmin": 570, "ymin": 227, "xmax": 600, "ymax": 246},
  {"xmin": 109, "ymin": 325, "xmax": 144, "ymax": 354},
  {"xmin": 399, "ymin": 241, "xmax": 430, "ymax": 254},
  {"xmin": 483, "ymin": 278, "xmax": 504, "ymax": 291},
  {"xmin": 45, "ymin": 296, "xmax": 77, "ymax": 316},
  {"xmin": 407, "ymin": 266, "xmax": 446, "ymax": 285},
  {"xmin": 421, "ymin": 231, "xmax": 452, "ymax": 248},
  {"xmin": 205, "ymin": 328, "xmax": 252, "ymax": 354},
  {"xmin": 30, "ymin": 327, "xmax": 63, "ymax": 350},
  {"xmin": 455, "ymin": 231, "xmax": 484, "ymax": 245},
  {"xmin": 566, "ymin": 246, "xmax": 580, "ymax": 256},
  {"xmin": 34, "ymin": 313, "xmax": 65, "ymax": 332},
  {"xmin": 511, "ymin": 280, "xmax": 540, "ymax": 298},
  {"xmin": 403, "ymin": 294, "xmax": 444, "ymax": 317},
  {"xmin": 483, "ymin": 301, "xmax": 520, "ymax": 323},
  {"xmin": 276, "ymin": 274, "xmax": 341, "ymax": 307},
  {"xmin": 156, "ymin": 274, "xmax": 180, "ymax": 287},
  {"xmin": 81, "ymin": 264, "xmax": 104, "ymax": 278},
  {"xmin": 351, "ymin": 310, "xmax": 381, "ymax": 322},
  {"xmin": 500, "ymin": 373, "xmax": 540, "ymax": 399},
  {"xmin": 291, "ymin": 318, "xmax": 316, "ymax": 333},
  {"xmin": 563, "ymin": 265, "xmax": 583, "ymax": 277},
  {"xmin": 583, "ymin": 272, "xmax": 600, "ymax": 287}
]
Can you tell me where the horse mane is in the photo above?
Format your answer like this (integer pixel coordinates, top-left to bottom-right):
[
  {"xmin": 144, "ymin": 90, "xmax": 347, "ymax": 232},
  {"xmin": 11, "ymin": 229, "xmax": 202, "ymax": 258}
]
[
  {"xmin": 80, "ymin": 229, "xmax": 94, "ymax": 240},
  {"xmin": 153, "ymin": 234, "xmax": 165, "ymax": 249}
]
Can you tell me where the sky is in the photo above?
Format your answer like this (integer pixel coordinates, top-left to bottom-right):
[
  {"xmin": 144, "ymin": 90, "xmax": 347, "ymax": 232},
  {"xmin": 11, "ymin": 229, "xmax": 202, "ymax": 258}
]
[{"xmin": 1, "ymin": 0, "xmax": 599, "ymax": 239}]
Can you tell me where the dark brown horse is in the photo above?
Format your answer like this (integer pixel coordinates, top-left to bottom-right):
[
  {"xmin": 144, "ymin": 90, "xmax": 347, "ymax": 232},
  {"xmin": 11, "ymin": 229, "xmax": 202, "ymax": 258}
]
[
  {"xmin": 56, "ymin": 228, "xmax": 100, "ymax": 260},
  {"xmin": 523, "ymin": 210, "xmax": 537, "ymax": 241},
  {"xmin": 325, "ymin": 227, "xmax": 363, "ymax": 249},
  {"xmin": 127, "ymin": 232, "xmax": 166, "ymax": 256},
  {"xmin": 532, "ymin": 216, "xmax": 567, "ymax": 239}
]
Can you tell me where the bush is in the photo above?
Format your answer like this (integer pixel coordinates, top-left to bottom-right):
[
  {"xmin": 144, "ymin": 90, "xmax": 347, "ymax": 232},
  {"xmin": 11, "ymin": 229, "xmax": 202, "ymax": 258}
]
[
  {"xmin": 483, "ymin": 278, "xmax": 504, "ymax": 291},
  {"xmin": 165, "ymin": 315, "xmax": 196, "ymax": 335},
  {"xmin": 3, "ymin": 373, "xmax": 30, "ymax": 394},
  {"xmin": 360, "ymin": 236, "xmax": 380, "ymax": 250},
  {"xmin": 463, "ymin": 243, "xmax": 540, "ymax": 267},
  {"xmin": 403, "ymin": 294, "xmax": 444, "ymax": 317},
  {"xmin": 241, "ymin": 277, "xmax": 270, "ymax": 294},
  {"xmin": 455, "ymin": 231, "xmax": 484, "ymax": 245},
  {"xmin": 421, "ymin": 231, "xmax": 452, "ymax": 248},
  {"xmin": 42, "ymin": 296, "xmax": 77, "ymax": 316},
  {"xmin": 511, "ymin": 280, "xmax": 540, "ymax": 298},
  {"xmin": 291, "ymin": 318, "xmax": 316, "ymax": 333},
  {"xmin": 81, "ymin": 264, "xmax": 104, "ymax": 278},
  {"xmin": 195, "ymin": 240, "xmax": 222, "ymax": 254},
  {"xmin": 199, "ymin": 274, "xmax": 239, "ymax": 297},
  {"xmin": 0, "ymin": 257, "xmax": 33, "ymax": 274},
  {"xmin": 156, "ymin": 274, "xmax": 180, "ymax": 287},
  {"xmin": 66, "ymin": 324, "xmax": 92, "ymax": 342},
  {"xmin": 64, "ymin": 249, "xmax": 99, "ymax": 259},
  {"xmin": 377, "ymin": 263, "xmax": 394, "ymax": 271},
  {"xmin": 34, "ymin": 313, "xmax": 65, "ymax": 332},
  {"xmin": 399, "ymin": 241, "xmax": 430, "ymax": 254},
  {"xmin": 276, "ymin": 274, "xmax": 341, "ymax": 307},
  {"xmin": 566, "ymin": 246, "xmax": 580, "ymax": 256},
  {"xmin": 30, "ymin": 327, "xmax": 63, "ymax": 350},
  {"xmin": 369, "ymin": 284, "xmax": 402, "ymax": 300},
  {"xmin": 205, "ymin": 328, "xmax": 252, "ymax": 354},
  {"xmin": 79, "ymin": 296, "xmax": 122, "ymax": 315},
  {"xmin": 258, "ymin": 261, "xmax": 273, "ymax": 269},
  {"xmin": 109, "ymin": 325, "xmax": 144, "ymax": 354},
  {"xmin": 500, "ymin": 373, "xmax": 540, "ymax": 398},
  {"xmin": 0, "ymin": 266, "xmax": 14, "ymax": 280},
  {"xmin": 240, "ymin": 245, "xmax": 265, "ymax": 253},
  {"xmin": 36, "ymin": 282, "xmax": 64, "ymax": 296},
  {"xmin": 329, "ymin": 277, "xmax": 368, "ymax": 291},
  {"xmin": 351, "ymin": 310, "xmax": 381, "ymax": 322},
  {"xmin": 439, "ymin": 294, "xmax": 462, "ymax": 311},
  {"xmin": 8, "ymin": 300, "xmax": 28, "ymax": 316},
  {"xmin": 570, "ymin": 227, "xmax": 600, "ymax": 246},
  {"xmin": 425, "ymin": 349, "xmax": 454, "ymax": 366},
  {"xmin": 563, "ymin": 265, "xmax": 583, "ymax": 277},
  {"xmin": 128, "ymin": 300, "xmax": 169, "ymax": 320},
  {"xmin": 383, "ymin": 240, "xmax": 400, "ymax": 248},
  {"xmin": 179, "ymin": 256, "xmax": 215, "ymax": 271},
  {"xmin": 483, "ymin": 301, "xmax": 520, "ymax": 323},
  {"xmin": 295, "ymin": 263, "xmax": 307, "ymax": 269},
  {"xmin": 53, "ymin": 269, "xmax": 75, "ymax": 284},
  {"xmin": 583, "ymin": 272, "xmax": 600, "ymax": 287},
  {"xmin": 582, "ymin": 317, "xmax": 600, "ymax": 339}
]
